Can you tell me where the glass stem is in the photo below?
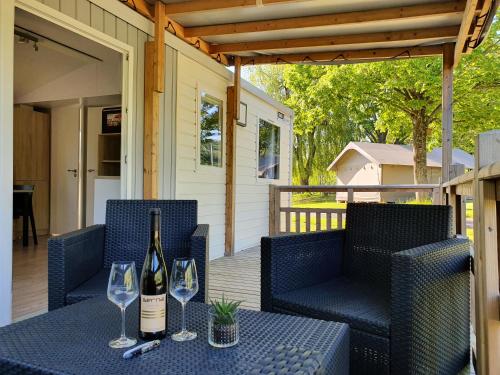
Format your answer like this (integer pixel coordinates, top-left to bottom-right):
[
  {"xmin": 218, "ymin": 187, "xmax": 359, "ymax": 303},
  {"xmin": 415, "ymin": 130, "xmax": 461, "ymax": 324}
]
[
  {"xmin": 120, "ymin": 307, "xmax": 126, "ymax": 339},
  {"xmin": 181, "ymin": 302, "xmax": 187, "ymax": 333}
]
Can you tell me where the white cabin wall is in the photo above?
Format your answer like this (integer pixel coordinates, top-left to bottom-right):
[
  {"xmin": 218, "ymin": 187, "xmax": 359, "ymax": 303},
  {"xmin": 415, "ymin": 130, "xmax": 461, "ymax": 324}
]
[
  {"xmin": 336, "ymin": 150, "xmax": 380, "ymax": 202},
  {"xmin": 175, "ymin": 54, "xmax": 228, "ymax": 260},
  {"xmin": 234, "ymin": 91, "xmax": 292, "ymax": 253}
]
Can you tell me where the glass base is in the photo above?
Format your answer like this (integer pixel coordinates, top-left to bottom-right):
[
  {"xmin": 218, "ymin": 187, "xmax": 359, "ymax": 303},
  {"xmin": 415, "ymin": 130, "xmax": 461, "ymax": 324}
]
[
  {"xmin": 109, "ymin": 336, "xmax": 137, "ymax": 348},
  {"xmin": 172, "ymin": 330, "xmax": 197, "ymax": 342}
]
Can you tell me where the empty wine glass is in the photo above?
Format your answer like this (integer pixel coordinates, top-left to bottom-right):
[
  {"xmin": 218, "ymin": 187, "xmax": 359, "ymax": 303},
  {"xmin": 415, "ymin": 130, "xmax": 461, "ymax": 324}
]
[
  {"xmin": 107, "ymin": 261, "xmax": 139, "ymax": 348},
  {"xmin": 170, "ymin": 258, "xmax": 199, "ymax": 341}
]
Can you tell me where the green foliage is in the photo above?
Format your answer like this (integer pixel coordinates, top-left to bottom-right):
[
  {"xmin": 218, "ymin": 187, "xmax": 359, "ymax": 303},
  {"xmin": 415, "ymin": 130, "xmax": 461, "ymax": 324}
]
[
  {"xmin": 210, "ymin": 295, "xmax": 241, "ymax": 325},
  {"xmin": 249, "ymin": 16, "xmax": 499, "ymax": 184}
]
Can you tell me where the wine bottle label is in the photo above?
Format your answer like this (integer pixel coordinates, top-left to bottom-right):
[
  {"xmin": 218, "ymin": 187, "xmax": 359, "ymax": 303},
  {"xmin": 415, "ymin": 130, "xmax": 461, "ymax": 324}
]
[{"xmin": 140, "ymin": 294, "xmax": 166, "ymax": 333}]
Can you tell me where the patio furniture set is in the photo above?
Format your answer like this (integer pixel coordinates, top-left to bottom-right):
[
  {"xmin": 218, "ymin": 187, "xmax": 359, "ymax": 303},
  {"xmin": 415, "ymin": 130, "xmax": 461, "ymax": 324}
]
[{"xmin": 0, "ymin": 200, "xmax": 470, "ymax": 374}]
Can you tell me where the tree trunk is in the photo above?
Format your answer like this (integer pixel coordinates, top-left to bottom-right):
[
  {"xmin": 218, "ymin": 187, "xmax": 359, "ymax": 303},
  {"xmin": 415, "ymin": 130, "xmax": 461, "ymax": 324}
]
[
  {"xmin": 294, "ymin": 129, "xmax": 317, "ymax": 186},
  {"xmin": 411, "ymin": 112, "xmax": 429, "ymax": 201}
]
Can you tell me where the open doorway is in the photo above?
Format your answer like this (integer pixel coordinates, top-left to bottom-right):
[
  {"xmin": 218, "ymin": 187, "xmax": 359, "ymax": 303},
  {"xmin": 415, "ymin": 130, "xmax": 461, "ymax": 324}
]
[{"xmin": 12, "ymin": 8, "xmax": 126, "ymax": 321}]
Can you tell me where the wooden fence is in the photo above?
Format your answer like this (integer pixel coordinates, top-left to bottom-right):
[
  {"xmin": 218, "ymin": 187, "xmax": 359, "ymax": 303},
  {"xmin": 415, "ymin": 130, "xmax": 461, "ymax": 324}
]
[
  {"xmin": 269, "ymin": 184, "xmax": 440, "ymax": 236},
  {"xmin": 441, "ymin": 131, "xmax": 500, "ymax": 375}
]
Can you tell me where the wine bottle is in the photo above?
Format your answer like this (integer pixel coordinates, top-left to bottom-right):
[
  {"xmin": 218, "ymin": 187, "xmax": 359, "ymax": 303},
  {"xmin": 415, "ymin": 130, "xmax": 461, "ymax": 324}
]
[{"xmin": 139, "ymin": 208, "xmax": 168, "ymax": 340}]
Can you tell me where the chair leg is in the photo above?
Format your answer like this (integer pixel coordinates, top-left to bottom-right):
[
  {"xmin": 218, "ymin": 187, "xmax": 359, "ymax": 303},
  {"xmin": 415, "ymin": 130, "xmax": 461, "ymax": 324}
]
[
  {"xmin": 29, "ymin": 201, "xmax": 38, "ymax": 245},
  {"xmin": 23, "ymin": 195, "xmax": 29, "ymax": 247}
]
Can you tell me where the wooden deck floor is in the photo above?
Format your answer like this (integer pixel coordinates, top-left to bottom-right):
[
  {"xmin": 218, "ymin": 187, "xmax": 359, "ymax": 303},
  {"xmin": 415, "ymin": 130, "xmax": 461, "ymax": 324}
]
[
  {"xmin": 208, "ymin": 246, "xmax": 261, "ymax": 311},
  {"xmin": 12, "ymin": 241, "xmax": 261, "ymax": 321}
]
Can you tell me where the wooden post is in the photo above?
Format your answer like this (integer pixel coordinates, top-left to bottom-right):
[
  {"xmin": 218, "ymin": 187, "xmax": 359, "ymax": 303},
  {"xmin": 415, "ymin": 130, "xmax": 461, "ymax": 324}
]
[
  {"xmin": 473, "ymin": 130, "xmax": 500, "ymax": 375},
  {"xmin": 154, "ymin": 1, "xmax": 166, "ymax": 93},
  {"xmin": 224, "ymin": 87, "xmax": 236, "ymax": 256},
  {"xmin": 144, "ymin": 42, "xmax": 159, "ymax": 199},
  {"xmin": 441, "ymin": 43, "xmax": 454, "ymax": 183},
  {"xmin": 234, "ymin": 56, "xmax": 241, "ymax": 121},
  {"xmin": 347, "ymin": 188, "xmax": 354, "ymax": 202}
]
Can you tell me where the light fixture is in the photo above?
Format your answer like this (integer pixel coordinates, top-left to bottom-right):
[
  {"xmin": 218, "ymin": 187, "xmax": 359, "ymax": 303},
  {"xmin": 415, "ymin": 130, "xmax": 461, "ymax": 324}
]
[{"xmin": 14, "ymin": 29, "xmax": 39, "ymax": 52}]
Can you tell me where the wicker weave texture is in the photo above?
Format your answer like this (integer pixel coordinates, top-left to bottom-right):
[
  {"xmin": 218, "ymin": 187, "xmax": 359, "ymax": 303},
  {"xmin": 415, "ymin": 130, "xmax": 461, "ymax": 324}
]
[
  {"xmin": 48, "ymin": 200, "xmax": 208, "ymax": 309},
  {"xmin": 391, "ymin": 238, "xmax": 470, "ymax": 374},
  {"xmin": 0, "ymin": 296, "xmax": 349, "ymax": 375},
  {"xmin": 261, "ymin": 203, "xmax": 470, "ymax": 375},
  {"xmin": 344, "ymin": 203, "xmax": 452, "ymax": 288},
  {"xmin": 261, "ymin": 230, "xmax": 344, "ymax": 311},
  {"xmin": 103, "ymin": 200, "xmax": 198, "ymax": 269}
]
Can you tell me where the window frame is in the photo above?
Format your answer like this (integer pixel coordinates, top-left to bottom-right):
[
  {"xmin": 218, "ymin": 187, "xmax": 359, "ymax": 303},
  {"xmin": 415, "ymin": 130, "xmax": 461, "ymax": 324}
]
[
  {"xmin": 197, "ymin": 91, "xmax": 224, "ymax": 169},
  {"xmin": 257, "ymin": 117, "xmax": 281, "ymax": 181}
]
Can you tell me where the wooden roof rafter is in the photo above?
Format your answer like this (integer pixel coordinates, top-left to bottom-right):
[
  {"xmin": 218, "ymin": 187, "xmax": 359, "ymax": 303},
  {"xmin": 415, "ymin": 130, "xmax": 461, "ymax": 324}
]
[
  {"xmin": 119, "ymin": 0, "xmax": 231, "ymax": 66},
  {"xmin": 183, "ymin": 1, "xmax": 467, "ymax": 37}
]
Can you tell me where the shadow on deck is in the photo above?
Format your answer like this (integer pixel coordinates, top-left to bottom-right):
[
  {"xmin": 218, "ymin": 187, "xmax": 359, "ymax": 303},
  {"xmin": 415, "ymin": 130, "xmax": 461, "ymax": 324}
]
[{"xmin": 208, "ymin": 246, "xmax": 260, "ymax": 311}]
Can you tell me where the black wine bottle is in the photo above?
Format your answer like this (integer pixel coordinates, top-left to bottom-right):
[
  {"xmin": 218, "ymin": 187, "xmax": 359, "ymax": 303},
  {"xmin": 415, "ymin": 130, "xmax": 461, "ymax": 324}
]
[{"xmin": 139, "ymin": 208, "xmax": 168, "ymax": 340}]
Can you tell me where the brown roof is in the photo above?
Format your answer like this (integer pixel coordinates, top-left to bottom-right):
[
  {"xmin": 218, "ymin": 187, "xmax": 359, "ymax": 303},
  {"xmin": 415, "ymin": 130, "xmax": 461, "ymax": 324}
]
[{"xmin": 327, "ymin": 141, "xmax": 474, "ymax": 170}]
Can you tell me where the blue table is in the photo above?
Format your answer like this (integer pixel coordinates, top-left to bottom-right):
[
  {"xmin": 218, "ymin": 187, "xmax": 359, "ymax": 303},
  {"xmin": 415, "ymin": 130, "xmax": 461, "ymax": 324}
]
[{"xmin": 0, "ymin": 296, "xmax": 349, "ymax": 374}]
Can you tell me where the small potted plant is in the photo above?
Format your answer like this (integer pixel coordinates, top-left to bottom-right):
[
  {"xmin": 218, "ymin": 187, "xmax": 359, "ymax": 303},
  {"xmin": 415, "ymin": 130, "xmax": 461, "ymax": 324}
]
[{"xmin": 208, "ymin": 296, "xmax": 241, "ymax": 348}]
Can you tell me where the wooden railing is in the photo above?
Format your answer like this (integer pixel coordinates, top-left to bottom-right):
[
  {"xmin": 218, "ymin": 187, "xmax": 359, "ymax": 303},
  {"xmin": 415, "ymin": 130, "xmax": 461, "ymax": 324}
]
[
  {"xmin": 440, "ymin": 131, "xmax": 500, "ymax": 375},
  {"xmin": 269, "ymin": 184, "xmax": 440, "ymax": 235}
]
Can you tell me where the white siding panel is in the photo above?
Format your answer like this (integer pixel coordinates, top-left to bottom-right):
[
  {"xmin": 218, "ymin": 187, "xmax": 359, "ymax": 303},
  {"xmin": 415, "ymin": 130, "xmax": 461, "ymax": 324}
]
[
  {"xmin": 90, "ymin": 3, "xmax": 104, "ymax": 32},
  {"xmin": 43, "ymin": 0, "xmax": 60, "ymax": 10},
  {"xmin": 103, "ymin": 11, "xmax": 116, "ymax": 38},
  {"xmin": 115, "ymin": 18, "xmax": 127, "ymax": 43},
  {"xmin": 176, "ymin": 54, "xmax": 227, "ymax": 260},
  {"xmin": 60, "ymin": 0, "xmax": 76, "ymax": 18},
  {"xmin": 233, "ymin": 90, "xmax": 292, "ymax": 253},
  {"xmin": 75, "ymin": 0, "xmax": 91, "ymax": 25}
]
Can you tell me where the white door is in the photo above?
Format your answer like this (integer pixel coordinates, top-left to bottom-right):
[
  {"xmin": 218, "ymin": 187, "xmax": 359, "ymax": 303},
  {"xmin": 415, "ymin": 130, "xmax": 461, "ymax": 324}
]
[
  {"xmin": 85, "ymin": 107, "xmax": 100, "ymax": 226},
  {"xmin": 50, "ymin": 104, "xmax": 80, "ymax": 235}
]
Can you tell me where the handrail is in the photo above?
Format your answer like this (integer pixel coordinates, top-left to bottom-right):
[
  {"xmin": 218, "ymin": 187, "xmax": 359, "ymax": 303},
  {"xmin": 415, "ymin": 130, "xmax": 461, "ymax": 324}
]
[{"xmin": 269, "ymin": 184, "xmax": 440, "ymax": 236}]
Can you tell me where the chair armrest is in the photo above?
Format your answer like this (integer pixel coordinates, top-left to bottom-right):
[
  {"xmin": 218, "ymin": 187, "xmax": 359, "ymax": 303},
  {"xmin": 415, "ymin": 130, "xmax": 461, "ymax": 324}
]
[
  {"xmin": 48, "ymin": 225, "xmax": 105, "ymax": 311},
  {"xmin": 261, "ymin": 230, "xmax": 345, "ymax": 312},
  {"xmin": 190, "ymin": 224, "xmax": 209, "ymax": 303},
  {"xmin": 391, "ymin": 238, "xmax": 471, "ymax": 374}
]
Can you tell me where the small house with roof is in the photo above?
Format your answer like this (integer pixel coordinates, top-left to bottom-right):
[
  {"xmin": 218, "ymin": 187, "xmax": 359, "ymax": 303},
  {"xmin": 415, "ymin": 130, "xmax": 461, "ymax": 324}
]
[{"xmin": 327, "ymin": 142, "xmax": 474, "ymax": 202}]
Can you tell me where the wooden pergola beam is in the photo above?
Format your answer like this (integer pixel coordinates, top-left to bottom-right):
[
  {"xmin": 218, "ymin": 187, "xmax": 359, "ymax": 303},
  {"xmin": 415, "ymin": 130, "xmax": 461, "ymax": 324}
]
[
  {"xmin": 454, "ymin": 0, "xmax": 479, "ymax": 66},
  {"xmin": 163, "ymin": 13, "xmax": 230, "ymax": 66},
  {"xmin": 225, "ymin": 86, "xmax": 236, "ymax": 256},
  {"xmin": 184, "ymin": 0, "xmax": 466, "ymax": 37},
  {"xmin": 144, "ymin": 42, "xmax": 159, "ymax": 199},
  {"xmin": 154, "ymin": 1, "xmax": 166, "ymax": 92},
  {"xmin": 211, "ymin": 26, "xmax": 460, "ymax": 54},
  {"xmin": 165, "ymin": 0, "xmax": 303, "ymax": 14},
  {"xmin": 466, "ymin": 0, "xmax": 493, "ymax": 53},
  {"xmin": 442, "ymin": 43, "xmax": 454, "ymax": 183},
  {"xmin": 239, "ymin": 45, "xmax": 444, "ymax": 65},
  {"xmin": 119, "ymin": 0, "xmax": 154, "ymax": 21}
]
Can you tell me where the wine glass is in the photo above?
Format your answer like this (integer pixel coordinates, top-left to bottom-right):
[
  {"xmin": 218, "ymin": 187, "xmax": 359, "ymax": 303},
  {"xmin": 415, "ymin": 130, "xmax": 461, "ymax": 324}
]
[
  {"xmin": 170, "ymin": 258, "xmax": 199, "ymax": 341},
  {"xmin": 107, "ymin": 261, "xmax": 139, "ymax": 348}
]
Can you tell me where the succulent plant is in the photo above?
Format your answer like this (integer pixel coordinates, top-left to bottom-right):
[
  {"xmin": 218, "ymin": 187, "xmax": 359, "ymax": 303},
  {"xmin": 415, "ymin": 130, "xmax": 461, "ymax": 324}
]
[{"xmin": 210, "ymin": 295, "xmax": 242, "ymax": 326}]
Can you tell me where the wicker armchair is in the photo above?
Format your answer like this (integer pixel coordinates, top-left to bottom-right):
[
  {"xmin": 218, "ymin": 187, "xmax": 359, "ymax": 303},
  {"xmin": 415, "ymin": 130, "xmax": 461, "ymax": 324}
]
[
  {"xmin": 261, "ymin": 203, "xmax": 470, "ymax": 375},
  {"xmin": 48, "ymin": 200, "xmax": 209, "ymax": 311}
]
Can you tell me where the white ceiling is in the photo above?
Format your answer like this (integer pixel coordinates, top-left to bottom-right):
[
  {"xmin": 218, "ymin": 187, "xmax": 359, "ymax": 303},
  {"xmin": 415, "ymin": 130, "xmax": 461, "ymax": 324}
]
[{"xmin": 14, "ymin": 8, "xmax": 121, "ymax": 103}]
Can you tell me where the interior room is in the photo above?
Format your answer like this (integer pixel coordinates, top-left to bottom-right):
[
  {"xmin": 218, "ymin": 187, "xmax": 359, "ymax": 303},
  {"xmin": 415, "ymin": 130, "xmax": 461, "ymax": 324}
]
[{"xmin": 12, "ymin": 8, "xmax": 123, "ymax": 321}]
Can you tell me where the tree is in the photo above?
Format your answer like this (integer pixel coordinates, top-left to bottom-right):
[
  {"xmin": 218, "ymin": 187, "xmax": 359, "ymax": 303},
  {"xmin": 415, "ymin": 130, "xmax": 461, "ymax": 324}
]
[{"xmin": 249, "ymin": 16, "xmax": 499, "ymax": 188}]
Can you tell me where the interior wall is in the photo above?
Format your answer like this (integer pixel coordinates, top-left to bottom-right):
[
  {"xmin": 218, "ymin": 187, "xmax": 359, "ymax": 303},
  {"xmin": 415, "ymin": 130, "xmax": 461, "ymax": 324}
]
[
  {"xmin": 15, "ymin": 59, "xmax": 121, "ymax": 104},
  {"xmin": 13, "ymin": 105, "xmax": 50, "ymax": 236}
]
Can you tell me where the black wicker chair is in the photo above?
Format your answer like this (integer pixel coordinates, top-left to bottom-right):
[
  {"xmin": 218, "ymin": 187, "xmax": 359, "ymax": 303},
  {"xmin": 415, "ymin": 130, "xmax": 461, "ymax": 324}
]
[
  {"xmin": 48, "ymin": 200, "xmax": 209, "ymax": 311},
  {"xmin": 261, "ymin": 203, "xmax": 470, "ymax": 375}
]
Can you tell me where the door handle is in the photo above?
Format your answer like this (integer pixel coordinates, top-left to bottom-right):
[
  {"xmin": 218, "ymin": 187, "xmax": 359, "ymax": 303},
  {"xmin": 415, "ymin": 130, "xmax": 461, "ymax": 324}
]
[
  {"xmin": 87, "ymin": 169, "xmax": 95, "ymax": 173},
  {"xmin": 67, "ymin": 169, "xmax": 78, "ymax": 177}
]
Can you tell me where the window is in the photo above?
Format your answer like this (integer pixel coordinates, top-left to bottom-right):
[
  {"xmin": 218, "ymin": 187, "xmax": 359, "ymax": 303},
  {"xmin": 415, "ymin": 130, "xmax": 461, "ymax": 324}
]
[
  {"xmin": 258, "ymin": 119, "xmax": 280, "ymax": 179},
  {"xmin": 200, "ymin": 94, "xmax": 222, "ymax": 167}
]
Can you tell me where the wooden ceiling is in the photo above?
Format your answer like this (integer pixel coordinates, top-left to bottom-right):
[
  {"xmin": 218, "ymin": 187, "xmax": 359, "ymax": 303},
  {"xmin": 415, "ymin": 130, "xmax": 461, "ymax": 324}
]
[{"xmin": 120, "ymin": 0, "xmax": 496, "ymax": 67}]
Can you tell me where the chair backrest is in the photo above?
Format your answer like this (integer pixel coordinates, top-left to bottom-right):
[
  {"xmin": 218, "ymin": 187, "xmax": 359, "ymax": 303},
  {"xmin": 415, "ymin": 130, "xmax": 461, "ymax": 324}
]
[
  {"xmin": 103, "ymin": 200, "xmax": 198, "ymax": 270},
  {"xmin": 343, "ymin": 203, "xmax": 452, "ymax": 288}
]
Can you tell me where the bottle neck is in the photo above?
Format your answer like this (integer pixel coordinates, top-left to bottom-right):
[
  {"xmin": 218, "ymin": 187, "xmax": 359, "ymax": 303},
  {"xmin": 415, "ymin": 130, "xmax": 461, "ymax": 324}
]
[{"xmin": 150, "ymin": 214, "xmax": 161, "ymax": 245}]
